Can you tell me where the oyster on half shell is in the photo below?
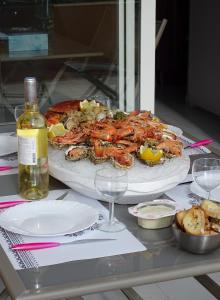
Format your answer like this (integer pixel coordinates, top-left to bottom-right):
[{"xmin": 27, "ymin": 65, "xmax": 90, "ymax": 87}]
[
  {"xmin": 65, "ymin": 145, "xmax": 89, "ymax": 161},
  {"xmin": 112, "ymin": 153, "xmax": 134, "ymax": 169}
]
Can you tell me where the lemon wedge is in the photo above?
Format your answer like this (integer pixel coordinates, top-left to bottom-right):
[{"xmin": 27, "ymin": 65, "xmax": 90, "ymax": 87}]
[
  {"xmin": 152, "ymin": 116, "xmax": 160, "ymax": 123},
  {"xmin": 80, "ymin": 99, "xmax": 99, "ymax": 112},
  {"xmin": 139, "ymin": 146, "xmax": 163, "ymax": 163},
  {"xmin": 48, "ymin": 123, "xmax": 66, "ymax": 139}
]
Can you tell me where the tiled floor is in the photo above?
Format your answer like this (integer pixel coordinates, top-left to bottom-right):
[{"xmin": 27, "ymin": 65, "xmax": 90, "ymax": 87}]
[
  {"xmin": 155, "ymin": 86, "xmax": 220, "ymax": 153},
  {"xmin": 134, "ymin": 277, "xmax": 218, "ymax": 300},
  {"xmin": 1, "ymin": 81, "xmax": 220, "ymax": 299},
  {"xmin": 83, "ymin": 276, "xmax": 220, "ymax": 300}
]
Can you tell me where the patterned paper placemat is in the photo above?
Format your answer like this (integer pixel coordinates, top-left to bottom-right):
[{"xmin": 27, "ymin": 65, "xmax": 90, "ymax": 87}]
[
  {"xmin": 0, "ymin": 132, "xmax": 18, "ymax": 176},
  {"xmin": 0, "ymin": 190, "xmax": 146, "ymax": 270}
]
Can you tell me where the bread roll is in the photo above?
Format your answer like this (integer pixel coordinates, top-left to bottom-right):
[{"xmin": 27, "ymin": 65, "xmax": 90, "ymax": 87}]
[
  {"xmin": 203, "ymin": 229, "xmax": 218, "ymax": 236},
  {"xmin": 210, "ymin": 217, "xmax": 220, "ymax": 233},
  {"xmin": 201, "ymin": 199, "xmax": 220, "ymax": 219},
  {"xmin": 183, "ymin": 206, "xmax": 206, "ymax": 235},
  {"xmin": 175, "ymin": 210, "xmax": 187, "ymax": 229}
]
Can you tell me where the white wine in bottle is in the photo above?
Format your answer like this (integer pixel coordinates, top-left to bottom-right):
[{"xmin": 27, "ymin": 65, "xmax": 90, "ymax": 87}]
[{"xmin": 17, "ymin": 77, "xmax": 49, "ymax": 200}]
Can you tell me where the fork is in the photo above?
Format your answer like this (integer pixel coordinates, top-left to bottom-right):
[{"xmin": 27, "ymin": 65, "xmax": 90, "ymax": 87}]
[
  {"xmin": 0, "ymin": 152, "xmax": 17, "ymax": 159},
  {"xmin": 55, "ymin": 190, "xmax": 70, "ymax": 200},
  {"xmin": 0, "ymin": 190, "xmax": 70, "ymax": 209},
  {"xmin": 187, "ymin": 192, "xmax": 203, "ymax": 205}
]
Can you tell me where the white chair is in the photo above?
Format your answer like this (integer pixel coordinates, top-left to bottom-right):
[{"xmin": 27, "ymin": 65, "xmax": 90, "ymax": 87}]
[{"xmin": 156, "ymin": 19, "xmax": 168, "ymax": 49}]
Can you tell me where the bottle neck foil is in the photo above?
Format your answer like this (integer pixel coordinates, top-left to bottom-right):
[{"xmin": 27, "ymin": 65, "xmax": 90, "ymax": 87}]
[{"xmin": 24, "ymin": 77, "xmax": 39, "ymax": 111}]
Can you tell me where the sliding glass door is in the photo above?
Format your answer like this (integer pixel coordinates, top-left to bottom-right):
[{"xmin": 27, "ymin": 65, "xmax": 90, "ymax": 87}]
[{"xmin": 0, "ymin": 0, "xmax": 155, "ymax": 124}]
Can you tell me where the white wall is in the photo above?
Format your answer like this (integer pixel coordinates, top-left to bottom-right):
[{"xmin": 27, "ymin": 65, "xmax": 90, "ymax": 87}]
[{"xmin": 140, "ymin": 0, "xmax": 156, "ymax": 113}]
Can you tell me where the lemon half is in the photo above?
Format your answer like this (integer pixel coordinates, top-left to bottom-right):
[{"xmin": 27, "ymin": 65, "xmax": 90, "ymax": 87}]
[
  {"xmin": 48, "ymin": 123, "xmax": 66, "ymax": 138},
  {"xmin": 139, "ymin": 146, "xmax": 163, "ymax": 163}
]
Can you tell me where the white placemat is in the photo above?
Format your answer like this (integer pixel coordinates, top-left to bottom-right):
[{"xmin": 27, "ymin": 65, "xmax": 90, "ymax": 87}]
[
  {"xmin": 0, "ymin": 132, "xmax": 18, "ymax": 176},
  {"xmin": 0, "ymin": 157, "xmax": 18, "ymax": 176},
  {"xmin": 165, "ymin": 183, "xmax": 194, "ymax": 210},
  {"xmin": 0, "ymin": 189, "xmax": 146, "ymax": 270}
]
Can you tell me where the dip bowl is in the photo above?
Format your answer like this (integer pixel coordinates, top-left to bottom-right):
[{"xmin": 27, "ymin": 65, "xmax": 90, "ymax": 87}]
[{"xmin": 128, "ymin": 199, "xmax": 180, "ymax": 229}]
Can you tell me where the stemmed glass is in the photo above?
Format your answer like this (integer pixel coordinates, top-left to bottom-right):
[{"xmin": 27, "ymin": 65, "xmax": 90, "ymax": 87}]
[
  {"xmin": 192, "ymin": 158, "xmax": 220, "ymax": 200},
  {"xmin": 14, "ymin": 104, "xmax": 25, "ymax": 121},
  {"xmin": 94, "ymin": 168, "xmax": 128, "ymax": 232},
  {"xmin": 87, "ymin": 95, "xmax": 111, "ymax": 109}
]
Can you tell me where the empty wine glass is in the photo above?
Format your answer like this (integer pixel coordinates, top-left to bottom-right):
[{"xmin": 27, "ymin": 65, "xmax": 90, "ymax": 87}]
[
  {"xmin": 94, "ymin": 168, "xmax": 128, "ymax": 232},
  {"xmin": 14, "ymin": 104, "xmax": 24, "ymax": 121},
  {"xmin": 88, "ymin": 95, "xmax": 111, "ymax": 109},
  {"xmin": 192, "ymin": 158, "xmax": 220, "ymax": 200}
]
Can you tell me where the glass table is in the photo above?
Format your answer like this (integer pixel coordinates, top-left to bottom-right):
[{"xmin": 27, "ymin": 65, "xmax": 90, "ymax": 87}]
[{"xmin": 0, "ymin": 128, "xmax": 220, "ymax": 300}]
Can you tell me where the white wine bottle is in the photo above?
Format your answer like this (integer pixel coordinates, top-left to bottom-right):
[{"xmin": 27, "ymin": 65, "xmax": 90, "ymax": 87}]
[{"xmin": 17, "ymin": 77, "xmax": 49, "ymax": 200}]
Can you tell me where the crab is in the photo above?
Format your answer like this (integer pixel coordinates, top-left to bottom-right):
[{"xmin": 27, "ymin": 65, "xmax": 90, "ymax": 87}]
[
  {"xmin": 48, "ymin": 100, "xmax": 81, "ymax": 113},
  {"xmin": 45, "ymin": 100, "xmax": 81, "ymax": 126}
]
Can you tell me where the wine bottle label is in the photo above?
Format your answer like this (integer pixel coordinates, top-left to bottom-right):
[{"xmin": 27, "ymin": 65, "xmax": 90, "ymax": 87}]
[{"xmin": 17, "ymin": 129, "xmax": 48, "ymax": 165}]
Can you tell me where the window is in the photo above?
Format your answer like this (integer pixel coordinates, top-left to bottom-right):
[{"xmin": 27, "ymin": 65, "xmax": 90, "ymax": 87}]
[{"xmin": 0, "ymin": 0, "xmax": 155, "ymax": 124}]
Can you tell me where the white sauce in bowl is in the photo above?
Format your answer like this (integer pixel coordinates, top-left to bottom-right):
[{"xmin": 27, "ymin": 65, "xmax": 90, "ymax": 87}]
[{"xmin": 139, "ymin": 204, "xmax": 174, "ymax": 215}]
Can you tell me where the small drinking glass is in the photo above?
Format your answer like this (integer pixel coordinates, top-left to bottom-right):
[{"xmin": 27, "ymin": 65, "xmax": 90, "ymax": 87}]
[
  {"xmin": 88, "ymin": 95, "xmax": 111, "ymax": 109},
  {"xmin": 192, "ymin": 158, "xmax": 220, "ymax": 200},
  {"xmin": 94, "ymin": 168, "xmax": 128, "ymax": 232},
  {"xmin": 14, "ymin": 104, "xmax": 24, "ymax": 121}
]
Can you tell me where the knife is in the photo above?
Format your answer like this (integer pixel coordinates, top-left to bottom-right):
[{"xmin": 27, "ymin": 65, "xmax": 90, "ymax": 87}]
[
  {"xmin": 0, "ymin": 200, "xmax": 28, "ymax": 209},
  {"xmin": 0, "ymin": 166, "xmax": 17, "ymax": 171},
  {"xmin": 0, "ymin": 151, "xmax": 17, "ymax": 159},
  {"xmin": 184, "ymin": 138, "xmax": 213, "ymax": 149},
  {"xmin": 11, "ymin": 239, "xmax": 116, "ymax": 251}
]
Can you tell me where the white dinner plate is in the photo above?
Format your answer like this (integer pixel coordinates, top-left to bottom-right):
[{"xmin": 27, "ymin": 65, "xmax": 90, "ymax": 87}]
[
  {"xmin": 167, "ymin": 125, "xmax": 183, "ymax": 137},
  {"xmin": 190, "ymin": 182, "xmax": 220, "ymax": 203},
  {"xmin": 0, "ymin": 200, "xmax": 99, "ymax": 236},
  {"xmin": 0, "ymin": 136, "xmax": 17, "ymax": 156}
]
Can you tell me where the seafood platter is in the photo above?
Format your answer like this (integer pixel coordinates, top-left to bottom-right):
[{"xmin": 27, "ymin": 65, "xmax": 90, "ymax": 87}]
[{"xmin": 46, "ymin": 99, "xmax": 190, "ymax": 204}]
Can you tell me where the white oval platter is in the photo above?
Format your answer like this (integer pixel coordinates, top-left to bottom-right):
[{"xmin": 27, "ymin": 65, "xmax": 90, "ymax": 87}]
[
  {"xmin": 167, "ymin": 125, "xmax": 183, "ymax": 137},
  {"xmin": 49, "ymin": 147, "xmax": 190, "ymax": 204}
]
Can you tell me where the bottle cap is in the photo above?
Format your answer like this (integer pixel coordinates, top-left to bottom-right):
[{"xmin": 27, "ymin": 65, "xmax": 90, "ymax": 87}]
[{"xmin": 24, "ymin": 77, "xmax": 37, "ymax": 103}]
